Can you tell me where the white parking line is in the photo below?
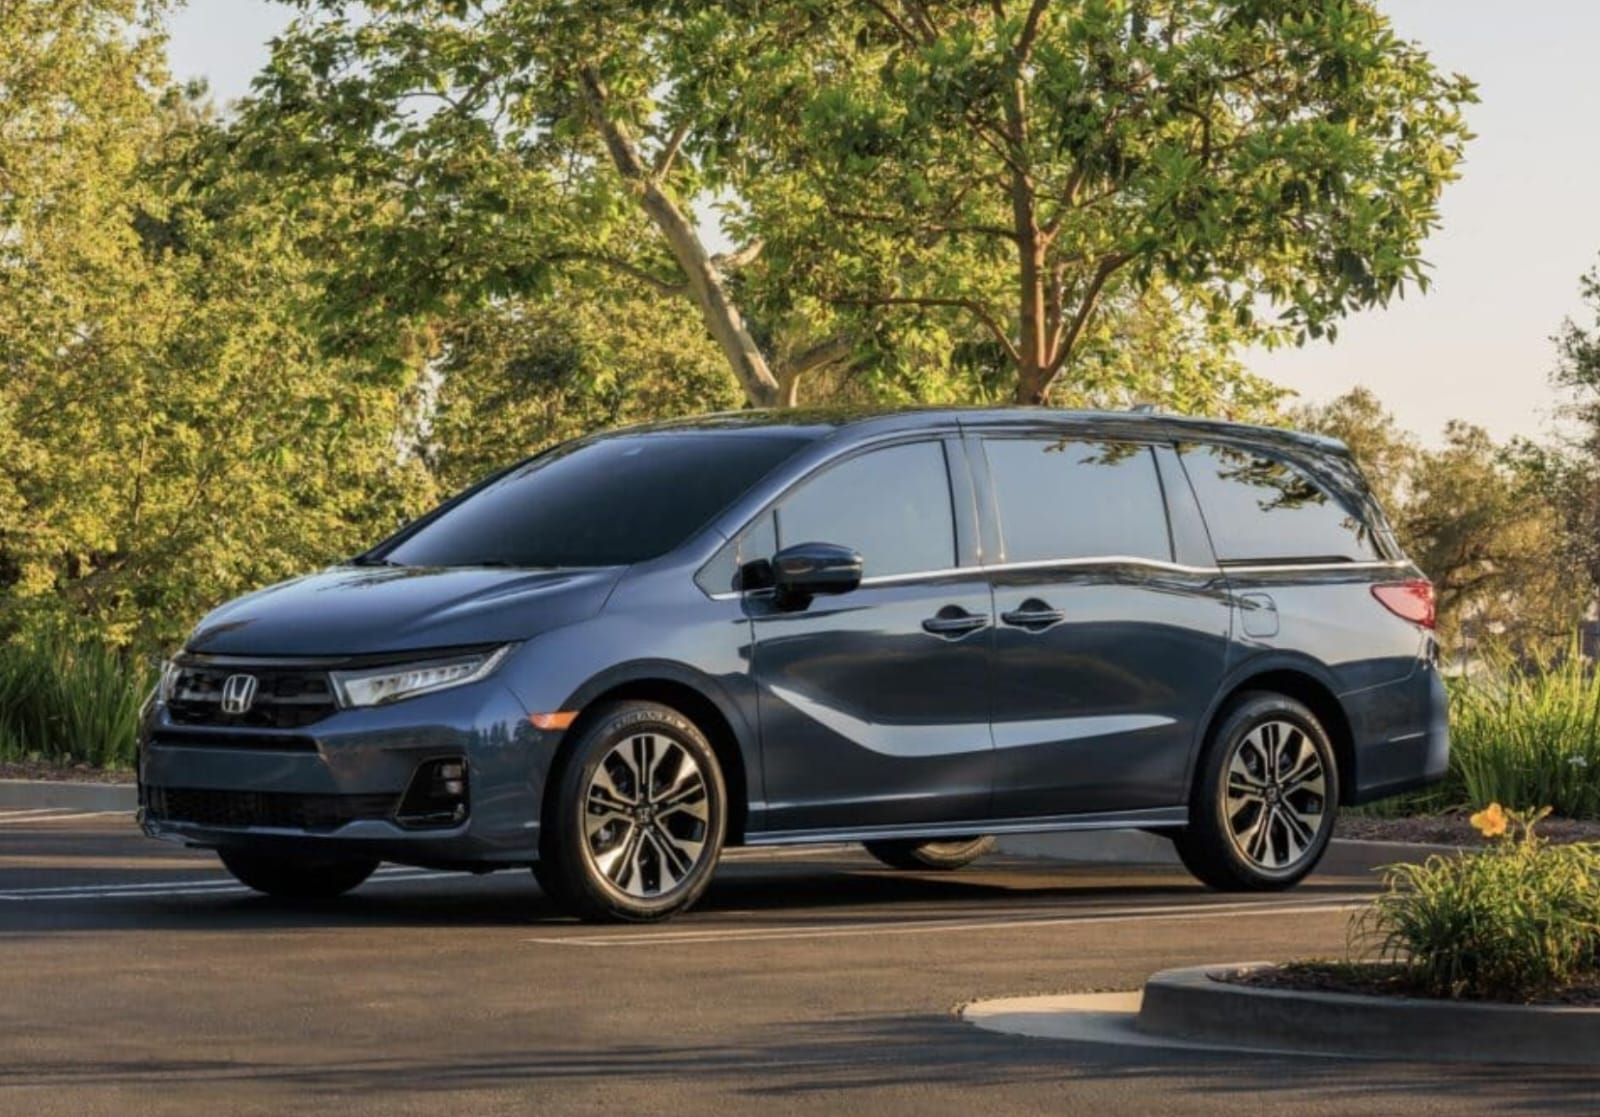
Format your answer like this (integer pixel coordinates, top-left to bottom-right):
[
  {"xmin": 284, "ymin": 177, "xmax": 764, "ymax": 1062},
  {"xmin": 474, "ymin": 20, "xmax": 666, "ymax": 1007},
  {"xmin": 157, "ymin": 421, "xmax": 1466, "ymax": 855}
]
[
  {"xmin": 0, "ymin": 809, "xmax": 132, "ymax": 826},
  {"xmin": 526, "ymin": 896, "xmax": 1370, "ymax": 947},
  {"xmin": 0, "ymin": 866, "xmax": 461, "ymax": 902}
]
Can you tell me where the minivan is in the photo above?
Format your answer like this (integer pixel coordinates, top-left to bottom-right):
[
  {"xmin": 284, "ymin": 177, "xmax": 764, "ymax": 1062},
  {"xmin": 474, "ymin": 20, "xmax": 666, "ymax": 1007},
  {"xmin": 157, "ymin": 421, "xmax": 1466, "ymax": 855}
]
[{"xmin": 139, "ymin": 407, "xmax": 1448, "ymax": 921}]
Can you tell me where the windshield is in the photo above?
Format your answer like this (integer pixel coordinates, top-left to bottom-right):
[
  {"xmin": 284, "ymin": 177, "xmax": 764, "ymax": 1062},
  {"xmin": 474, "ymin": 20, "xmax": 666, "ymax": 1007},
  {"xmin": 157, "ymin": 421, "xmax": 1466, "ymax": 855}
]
[{"xmin": 375, "ymin": 431, "xmax": 811, "ymax": 568}]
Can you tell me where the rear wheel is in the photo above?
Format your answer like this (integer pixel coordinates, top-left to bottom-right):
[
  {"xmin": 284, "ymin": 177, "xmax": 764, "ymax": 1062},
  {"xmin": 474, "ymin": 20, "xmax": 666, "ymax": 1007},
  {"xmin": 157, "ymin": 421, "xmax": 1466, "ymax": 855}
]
[
  {"xmin": 537, "ymin": 701, "xmax": 726, "ymax": 922},
  {"xmin": 1174, "ymin": 692, "xmax": 1339, "ymax": 891},
  {"xmin": 863, "ymin": 835, "xmax": 995, "ymax": 871},
  {"xmin": 218, "ymin": 849, "xmax": 379, "ymax": 898}
]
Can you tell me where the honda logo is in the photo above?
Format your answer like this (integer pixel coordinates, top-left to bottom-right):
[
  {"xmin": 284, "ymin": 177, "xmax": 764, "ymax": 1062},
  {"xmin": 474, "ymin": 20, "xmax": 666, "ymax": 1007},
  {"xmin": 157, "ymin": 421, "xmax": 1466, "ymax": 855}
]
[{"xmin": 220, "ymin": 673, "xmax": 259, "ymax": 715}]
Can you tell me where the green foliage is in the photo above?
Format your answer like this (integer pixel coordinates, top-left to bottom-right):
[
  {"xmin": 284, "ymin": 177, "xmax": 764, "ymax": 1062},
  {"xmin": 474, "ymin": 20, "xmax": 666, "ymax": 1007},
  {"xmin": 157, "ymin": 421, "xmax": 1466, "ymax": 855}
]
[
  {"xmin": 426, "ymin": 290, "xmax": 741, "ymax": 490},
  {"xmin": 1447, "ymin": 645, "xmax": 1600, "ymax": 819},
  {"xmin": 1357, "ymin": 807, "xmax": 1600, "ymax": 1000},
  {"xmin": 707, "ymin": 0, "xmax": 1476, "ymax": 401},
  {"xmin": 1, "ymin": 4, "xmax": 438, "ymax": 655},
  {"xmin": 0, "ymin": 634, "xmax": 154, "ymax": 768}
]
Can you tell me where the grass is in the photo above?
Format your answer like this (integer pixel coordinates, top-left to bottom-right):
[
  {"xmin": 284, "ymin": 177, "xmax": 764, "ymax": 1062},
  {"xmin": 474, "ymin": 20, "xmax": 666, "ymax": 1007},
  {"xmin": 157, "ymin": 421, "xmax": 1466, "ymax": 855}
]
[{"xmin": 0, "ymin": 633, "xmax": 155, "ymax": 768}]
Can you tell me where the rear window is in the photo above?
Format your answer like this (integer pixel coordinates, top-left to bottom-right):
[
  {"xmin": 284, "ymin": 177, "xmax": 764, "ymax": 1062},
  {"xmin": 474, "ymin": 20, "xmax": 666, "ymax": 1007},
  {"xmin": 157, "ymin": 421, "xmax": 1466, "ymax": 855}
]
[
  {"xmin": 379, "ymin": 432, "xmax": 810, "ymax": 568},
  {"xmin": 1178, "ymin": 442, "xmax": 1381, "ymax": 565},
  {"xmin": 984, "ymin": 437, "xmax": 1172, "ymax": 564}
]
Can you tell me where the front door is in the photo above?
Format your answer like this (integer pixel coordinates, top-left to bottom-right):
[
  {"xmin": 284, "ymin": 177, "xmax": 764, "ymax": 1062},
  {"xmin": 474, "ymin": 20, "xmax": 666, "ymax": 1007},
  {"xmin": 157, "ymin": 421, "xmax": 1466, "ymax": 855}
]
[
  {"xmin": 749, "ymin": 439, "xmax": 996, "ymax": 834},
  {"xmin": 977, "ymin": 434, "xmax": 1230, "ymax": 818}
]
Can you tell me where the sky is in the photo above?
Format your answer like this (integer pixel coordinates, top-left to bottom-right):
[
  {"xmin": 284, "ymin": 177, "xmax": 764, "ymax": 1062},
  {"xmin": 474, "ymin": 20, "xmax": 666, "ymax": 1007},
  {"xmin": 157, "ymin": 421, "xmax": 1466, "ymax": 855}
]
[{"xmin": 165, "ymin": 0, "xmax": 1600, "ymax": 447}]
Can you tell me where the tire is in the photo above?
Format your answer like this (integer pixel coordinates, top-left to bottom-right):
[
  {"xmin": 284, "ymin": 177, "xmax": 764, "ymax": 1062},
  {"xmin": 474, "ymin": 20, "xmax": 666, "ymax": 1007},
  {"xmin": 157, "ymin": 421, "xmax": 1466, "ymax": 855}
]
[
  {"xmin": 1173, "ymin": 691, "xmax": 1340, "ymax": 891},
  {"xmin": 863, "ymin": 835, "xmax": 995, "ymax": 871},
  {"xmin": 537, "ymin": 700, "xmax": 727, "ymax": 922},
  {"xmin": 217, "ymin": 849, "xmax": 379, "ymax": 898}
]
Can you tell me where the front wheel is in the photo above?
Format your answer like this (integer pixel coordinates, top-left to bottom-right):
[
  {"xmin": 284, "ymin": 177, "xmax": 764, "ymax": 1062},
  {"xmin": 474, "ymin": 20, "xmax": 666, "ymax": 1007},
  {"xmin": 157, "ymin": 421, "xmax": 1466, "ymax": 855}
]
[
  {"xmin": 1173, "ymin": 692, "xmax": 1339, "ymax": 891},
  {"xmin": 537, "ymin": 701, "xmax": 726, "ymax": 922},
  {"xmin": 863, "ymin": 835, "xmax": 995, "ymax": 871},
  {"xmin": 218, "ymin": 849, "xmax": 379, "ymax": 898}
]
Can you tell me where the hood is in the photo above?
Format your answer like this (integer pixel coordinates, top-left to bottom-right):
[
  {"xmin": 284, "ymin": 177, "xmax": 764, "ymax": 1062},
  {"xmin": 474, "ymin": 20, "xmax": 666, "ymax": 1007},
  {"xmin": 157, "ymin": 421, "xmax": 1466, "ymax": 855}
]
[{"xmin": 186, "ymin": 565, "xmax": 625, "ymax": 657}]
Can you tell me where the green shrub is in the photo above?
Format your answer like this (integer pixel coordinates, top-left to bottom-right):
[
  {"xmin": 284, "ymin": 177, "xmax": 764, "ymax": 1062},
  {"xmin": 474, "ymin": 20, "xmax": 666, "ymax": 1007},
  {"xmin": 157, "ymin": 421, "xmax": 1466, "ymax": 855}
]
[
  {"xmin": 0, "ymin": 633, "xmax": 154, "ymax": 768},
  {"xmin": 1357, "ymin": 805, "xmax": 1600, "ymax": 1000},
  {"xmin": 1447, "ymin": 644, "xmax": 1600, "ymax": 818}
]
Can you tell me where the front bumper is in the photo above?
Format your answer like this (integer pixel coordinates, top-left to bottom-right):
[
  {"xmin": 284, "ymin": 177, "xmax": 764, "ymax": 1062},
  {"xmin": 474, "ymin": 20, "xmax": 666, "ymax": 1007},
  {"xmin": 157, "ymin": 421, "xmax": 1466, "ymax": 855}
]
[{"xmin": 138, "ymin": 680, "xmax": 552, "ymax": 868}]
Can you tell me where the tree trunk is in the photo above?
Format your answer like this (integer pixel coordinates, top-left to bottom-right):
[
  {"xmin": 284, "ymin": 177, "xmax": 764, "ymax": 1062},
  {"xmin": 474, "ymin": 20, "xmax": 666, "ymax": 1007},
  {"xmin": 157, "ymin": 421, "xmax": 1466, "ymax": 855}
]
[{"xmin": 577, "ymin": 68, "xmax": 783, "ymax": 409}]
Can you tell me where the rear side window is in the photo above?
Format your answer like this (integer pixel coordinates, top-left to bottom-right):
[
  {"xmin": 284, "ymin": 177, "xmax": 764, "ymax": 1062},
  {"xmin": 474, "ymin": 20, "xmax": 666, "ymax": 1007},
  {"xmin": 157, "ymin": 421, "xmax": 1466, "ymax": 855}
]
[
  {"xmin": 1178, "ymin": 442, "xmax": 1381, "ymax": 565},
  {"xmin": 984, "ymin": 437, "xmax": 1172, "ymax": 564},
  {"xmin": 776, "ymin": 442, "xmax": 955, "ymax": 578}
]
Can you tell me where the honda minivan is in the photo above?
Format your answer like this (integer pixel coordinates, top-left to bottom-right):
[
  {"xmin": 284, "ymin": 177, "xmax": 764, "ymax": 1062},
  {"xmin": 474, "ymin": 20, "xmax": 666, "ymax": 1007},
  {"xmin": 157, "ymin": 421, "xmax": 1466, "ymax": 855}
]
[{"xmin": 139, "ymin": 407, "xmax": 1448, "ymax": 921}]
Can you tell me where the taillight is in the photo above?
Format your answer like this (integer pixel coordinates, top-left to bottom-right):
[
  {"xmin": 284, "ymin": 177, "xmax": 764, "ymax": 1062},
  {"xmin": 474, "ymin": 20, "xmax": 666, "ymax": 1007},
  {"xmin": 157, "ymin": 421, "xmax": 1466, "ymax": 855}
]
[{"xmin": 1372, "ymin": 579, "xmax": 1435, "ymax": 630}]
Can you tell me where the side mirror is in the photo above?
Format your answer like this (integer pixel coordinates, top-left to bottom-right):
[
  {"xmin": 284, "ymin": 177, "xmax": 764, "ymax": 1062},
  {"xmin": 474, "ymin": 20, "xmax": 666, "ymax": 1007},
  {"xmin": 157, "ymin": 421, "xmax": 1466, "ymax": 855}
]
[{"xmin": 771, "ymin": 542, "xmax": 863, "ymax": 604}]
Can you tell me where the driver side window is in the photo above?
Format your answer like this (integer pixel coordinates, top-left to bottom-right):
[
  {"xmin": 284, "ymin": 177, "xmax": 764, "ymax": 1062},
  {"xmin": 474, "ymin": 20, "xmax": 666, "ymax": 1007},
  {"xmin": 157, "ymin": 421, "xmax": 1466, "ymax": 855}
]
[{"xmin": 775, "ymin": 441, "xmax": 955, "ymax": 579}]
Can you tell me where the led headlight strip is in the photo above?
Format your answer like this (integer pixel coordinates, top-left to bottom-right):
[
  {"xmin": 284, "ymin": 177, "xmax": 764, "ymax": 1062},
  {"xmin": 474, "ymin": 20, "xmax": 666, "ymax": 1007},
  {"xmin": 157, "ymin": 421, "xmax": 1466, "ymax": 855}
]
[{"xmin": 330, "ymin": 645, "xmax": 513, "ymax": 708}]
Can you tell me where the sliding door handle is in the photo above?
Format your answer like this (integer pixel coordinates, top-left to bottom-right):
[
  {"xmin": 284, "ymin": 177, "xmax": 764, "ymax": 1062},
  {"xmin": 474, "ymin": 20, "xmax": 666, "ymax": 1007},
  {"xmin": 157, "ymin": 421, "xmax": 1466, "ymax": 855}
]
[
  {"xmin": 1001, "ymin": 599, "xmax": 1066, "ymax": 631},
  {"xmin": 922, "ymin": 607, "xmax": 989, "ymax": 638}
]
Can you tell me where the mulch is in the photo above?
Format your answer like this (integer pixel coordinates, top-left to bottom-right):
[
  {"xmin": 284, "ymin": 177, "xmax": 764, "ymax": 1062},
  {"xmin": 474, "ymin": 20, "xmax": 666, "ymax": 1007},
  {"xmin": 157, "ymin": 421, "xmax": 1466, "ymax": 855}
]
[
  {"xmin": 0, "ymin": 760, "xmax": 135, "ymax": 784},
  {"xmin": 1335, "ymin": 812, "xmax": 1600, "ymax": 847},
  {"xmin": 1219, "ymin": 961, "xmax": 1600, "ymax": 1008}
]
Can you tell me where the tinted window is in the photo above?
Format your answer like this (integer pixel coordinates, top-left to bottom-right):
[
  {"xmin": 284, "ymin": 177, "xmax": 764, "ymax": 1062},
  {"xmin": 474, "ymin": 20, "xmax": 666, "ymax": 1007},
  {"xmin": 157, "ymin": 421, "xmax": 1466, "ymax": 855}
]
[
  {"xmin": 1179, "ymin": 442, "xmax": 1381, "ymax": 564},
  {"xmin": 776, "ymin": 442, "xmax": 954, "ymax": 577},
  {"xmin": 984, "ymin": 437, "xmax": 1172, "ymax": 563},
  {"xmin": 381, "ymin": 433, "xmax": 809, "ymax": 568}
]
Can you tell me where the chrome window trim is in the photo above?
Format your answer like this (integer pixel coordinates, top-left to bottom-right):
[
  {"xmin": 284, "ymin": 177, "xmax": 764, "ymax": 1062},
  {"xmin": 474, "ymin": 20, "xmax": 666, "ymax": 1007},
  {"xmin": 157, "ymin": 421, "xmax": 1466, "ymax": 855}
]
[{"xmin": 708, "ymin": 556, "xmax": 1409, "ymax": 598}]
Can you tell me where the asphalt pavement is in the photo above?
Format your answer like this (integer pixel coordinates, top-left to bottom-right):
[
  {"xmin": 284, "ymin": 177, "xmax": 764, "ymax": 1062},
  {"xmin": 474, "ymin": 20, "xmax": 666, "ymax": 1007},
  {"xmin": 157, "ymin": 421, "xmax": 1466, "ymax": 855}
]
[{"xmin": 2, "ymin": 808, "xmax": 1595, "ymax": 1116}]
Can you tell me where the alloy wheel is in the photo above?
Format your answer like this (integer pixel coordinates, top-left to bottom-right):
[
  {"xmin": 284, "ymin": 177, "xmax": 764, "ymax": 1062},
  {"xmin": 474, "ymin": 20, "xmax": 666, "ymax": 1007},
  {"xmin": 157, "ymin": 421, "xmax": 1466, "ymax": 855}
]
[
  {"xmin": 1221, "ymin": 719, "xmax": 1328, "ymax": 873},
  {"xmin": 582, "ymin": 732, "xmax": 712, "ymax": 899}
]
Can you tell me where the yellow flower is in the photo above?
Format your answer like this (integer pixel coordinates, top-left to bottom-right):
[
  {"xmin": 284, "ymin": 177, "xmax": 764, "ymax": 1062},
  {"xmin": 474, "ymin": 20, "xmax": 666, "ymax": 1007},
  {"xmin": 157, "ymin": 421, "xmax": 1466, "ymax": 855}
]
[{"xmin": 1470, "ymin": 802, "xmax": 1509, "ymax": 839}]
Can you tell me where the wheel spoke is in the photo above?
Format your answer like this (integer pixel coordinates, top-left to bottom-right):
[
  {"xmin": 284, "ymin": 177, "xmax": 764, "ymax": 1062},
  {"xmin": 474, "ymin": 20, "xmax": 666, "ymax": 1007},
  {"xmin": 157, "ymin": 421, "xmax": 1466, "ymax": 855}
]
[{"xmin": 592, "ymin": 821, "xmax": 640, "ymax": 884}]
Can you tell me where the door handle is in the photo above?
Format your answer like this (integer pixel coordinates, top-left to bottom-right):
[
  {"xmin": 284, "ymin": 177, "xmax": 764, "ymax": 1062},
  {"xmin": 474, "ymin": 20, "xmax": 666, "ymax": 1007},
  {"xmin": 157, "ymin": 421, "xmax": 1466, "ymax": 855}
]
[
  {"xmin": 1001, "ymin": 599, "xmax": 1066, "ymax": 632},
  {"xmin": 921, "ymin": 607, "xmax": 989, "ymax": 638}
]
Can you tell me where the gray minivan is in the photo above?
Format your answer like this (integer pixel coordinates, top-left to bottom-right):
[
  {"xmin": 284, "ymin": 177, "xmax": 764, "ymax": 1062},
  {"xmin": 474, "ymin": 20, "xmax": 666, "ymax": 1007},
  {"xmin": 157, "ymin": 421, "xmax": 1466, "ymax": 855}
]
[{"xmin": 140, "ymin": 407, "xmax": 1448, "ymax": 921}]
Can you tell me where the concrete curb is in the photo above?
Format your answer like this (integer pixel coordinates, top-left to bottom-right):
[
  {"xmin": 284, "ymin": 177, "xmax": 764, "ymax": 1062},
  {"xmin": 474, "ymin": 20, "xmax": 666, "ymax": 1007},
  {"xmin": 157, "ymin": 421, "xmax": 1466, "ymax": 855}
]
[
  {"xmin": 0, "ymin": 780, "xmax": 137, "ymax": 812},
  {"xmin": 1138, "ymin": 963, "xmax": 1600, "ymax": 1066},
  {"xmin": 996, "ymin": 829, "xmax": 1181, "ymax": 864}
]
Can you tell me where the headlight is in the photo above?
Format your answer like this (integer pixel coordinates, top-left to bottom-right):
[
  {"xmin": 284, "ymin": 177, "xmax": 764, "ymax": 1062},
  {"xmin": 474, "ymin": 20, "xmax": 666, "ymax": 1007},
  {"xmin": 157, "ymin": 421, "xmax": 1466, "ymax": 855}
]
[
  {"xmin": 330, "ymin": 646, "xmax": 513, "ymax": 708},
  {"xmin": 157, "ymin": 658, "xmax": 182, "ymax": 703}
]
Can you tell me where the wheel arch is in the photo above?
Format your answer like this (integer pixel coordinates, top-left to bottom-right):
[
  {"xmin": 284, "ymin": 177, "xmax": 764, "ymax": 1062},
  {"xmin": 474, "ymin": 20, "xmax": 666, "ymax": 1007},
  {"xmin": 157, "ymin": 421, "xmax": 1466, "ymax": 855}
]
[
  {"xmin": 1193, "ymin": 657, "xmax": 1358, "ymax": 807},
  {"xmin": 551, "ymin": 663, "xmax": 757, "ymax": 844}
]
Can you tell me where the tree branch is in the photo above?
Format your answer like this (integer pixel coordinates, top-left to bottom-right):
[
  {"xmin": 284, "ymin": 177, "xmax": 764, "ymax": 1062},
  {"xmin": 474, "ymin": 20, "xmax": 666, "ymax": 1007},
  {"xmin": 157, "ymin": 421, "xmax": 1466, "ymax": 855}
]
[
  {"xmin": 546, "ymin": 250, "xmax": 688, "ymax": 297},
  {"xmin": 1042, "ymin": 251, "xmax": 1132, "ymax": 381},
  {"xmin": 711, "ymin": 239, "xmax": 765, "ymax": 272},
  {"xmin": 652, "ymin": 117, "xmax": 692, "ymax": 179},
  {"xmin": 842, "ymin": 294, "xmax": 1021, "ymax": 366}
]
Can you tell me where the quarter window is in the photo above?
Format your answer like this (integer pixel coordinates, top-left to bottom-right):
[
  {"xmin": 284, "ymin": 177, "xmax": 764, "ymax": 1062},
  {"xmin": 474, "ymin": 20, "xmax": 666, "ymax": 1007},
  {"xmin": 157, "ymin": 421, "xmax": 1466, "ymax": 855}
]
[
  {"xmin": 776, "ymin": 442, "xmax": 955, "ymax": 578},
  {"xmin": 1178, "ymin": 443, "xmax": 1381, "ymax": 564},
  {"xmin": 984, "ymin": 437, "xmax": 1172, "ymax": 564}
]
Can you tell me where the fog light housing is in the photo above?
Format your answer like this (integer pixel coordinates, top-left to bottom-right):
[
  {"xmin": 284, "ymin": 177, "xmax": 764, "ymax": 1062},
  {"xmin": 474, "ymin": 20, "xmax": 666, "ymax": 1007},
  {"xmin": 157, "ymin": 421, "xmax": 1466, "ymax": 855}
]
[{"xmin": 397, "ymin": 757, "xmax": 470, "ymax": 829}]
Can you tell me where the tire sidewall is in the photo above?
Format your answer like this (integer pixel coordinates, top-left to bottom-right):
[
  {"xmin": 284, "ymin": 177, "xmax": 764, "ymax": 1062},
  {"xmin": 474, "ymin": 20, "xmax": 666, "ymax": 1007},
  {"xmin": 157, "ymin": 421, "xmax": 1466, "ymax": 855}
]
[
  {"xmin": 548, "ymin": 703, "xmax": 726, "ymax": 920},
  {"xmin": 1196, "ymin": 693, "xmax": 1339, "ymax": 887}
]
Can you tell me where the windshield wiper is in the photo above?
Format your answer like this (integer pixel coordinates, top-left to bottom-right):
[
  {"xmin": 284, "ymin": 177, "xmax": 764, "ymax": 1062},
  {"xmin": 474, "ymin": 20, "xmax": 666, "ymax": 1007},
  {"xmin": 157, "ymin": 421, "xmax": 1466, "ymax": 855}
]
[{"xmin": 348, "ymin": 554, "xmax": 404, "ymax": 567}]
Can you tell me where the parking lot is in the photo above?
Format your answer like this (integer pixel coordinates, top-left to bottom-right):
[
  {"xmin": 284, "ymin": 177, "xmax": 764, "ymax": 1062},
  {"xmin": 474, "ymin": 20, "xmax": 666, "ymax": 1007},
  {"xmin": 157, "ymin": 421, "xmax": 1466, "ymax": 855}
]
[{"xmin": 2, "ymin": 809, "xmax": 1595, "ymax": 1116}]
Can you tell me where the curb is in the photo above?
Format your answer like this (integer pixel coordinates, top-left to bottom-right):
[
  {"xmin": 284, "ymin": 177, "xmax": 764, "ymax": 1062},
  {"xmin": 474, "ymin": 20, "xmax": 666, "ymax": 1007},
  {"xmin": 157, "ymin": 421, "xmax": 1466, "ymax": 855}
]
[
  {"xmin": 0, "ymin": 780, "xmax": 137, "ymax": 812},
  {"xmin": 1138, "ymin": 963, "xmax": 1600, "ymax": 1066}
]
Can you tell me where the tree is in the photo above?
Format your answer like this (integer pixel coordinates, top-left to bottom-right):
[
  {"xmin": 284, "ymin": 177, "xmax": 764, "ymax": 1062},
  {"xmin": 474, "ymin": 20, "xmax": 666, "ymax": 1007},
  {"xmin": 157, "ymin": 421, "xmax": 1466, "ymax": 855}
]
[
  {"xmin": 243, "ymin": 0, "xmax": 1442, "ymax": 410},
  {"xmin": 242, "ymin": 0, "xmax": 858, "ymax": 409},
  {"xmin": 1292, "ymin": 385, "xmax": 1416, "ymax": 510},
  {"xmin": 0, "ymin": 4, "xmax": 433, "ymax": 653},
  {"xmin": 702, "ymin": 0, "xmax": 1475, "ymax": 403}
]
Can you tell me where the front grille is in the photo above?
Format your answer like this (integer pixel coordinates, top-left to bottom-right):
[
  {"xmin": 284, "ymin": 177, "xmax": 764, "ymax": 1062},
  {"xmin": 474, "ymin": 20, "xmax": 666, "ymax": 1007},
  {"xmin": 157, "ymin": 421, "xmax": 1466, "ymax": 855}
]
[
  {"xmin": 145, "ymin": 786, "xmax": 397, "ymax": 832},
  {"xmin": 167, "ymin": 662, "xmax": 338, "ymax": 729}
]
